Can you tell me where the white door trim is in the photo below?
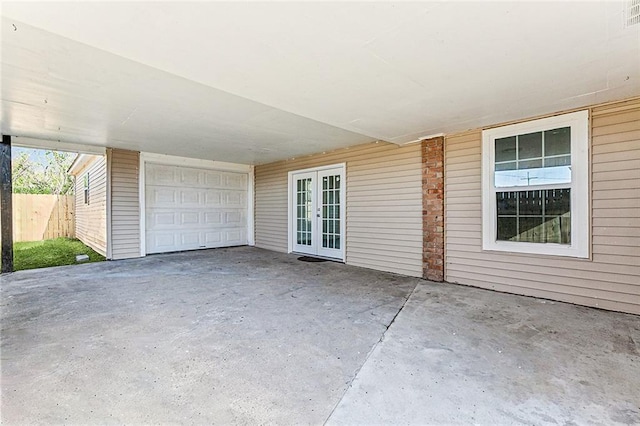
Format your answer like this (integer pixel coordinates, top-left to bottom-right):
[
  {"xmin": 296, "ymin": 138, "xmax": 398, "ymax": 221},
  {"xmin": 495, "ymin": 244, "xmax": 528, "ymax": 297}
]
[
  {"xmin": 139, "ymin": 152, "xmax": 253, "ymax": 256},
  {"xmin": 287, "ymin": 163, "xmax": 346, "ymax": 260},
  {"xmin": 290, "ymin": 170, "xmax": 317, "ymax": 256},
  {"xmin": 288, "ymin": 163, "xmax": 347, "ymax": 175},
  {"xmin": 316, "ymin": 167, "xmax": 345, "ymax": 259}
]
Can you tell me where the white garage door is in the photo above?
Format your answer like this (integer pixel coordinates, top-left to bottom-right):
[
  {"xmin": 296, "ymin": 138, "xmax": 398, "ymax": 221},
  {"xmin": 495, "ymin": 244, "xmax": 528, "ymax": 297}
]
[{"xmin": 145, "ymin": 163, "xmax": 248, "ymax": 254}]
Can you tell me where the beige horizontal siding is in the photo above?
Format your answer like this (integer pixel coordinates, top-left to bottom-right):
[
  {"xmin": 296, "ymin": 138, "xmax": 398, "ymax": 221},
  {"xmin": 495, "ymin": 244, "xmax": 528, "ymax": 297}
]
[
  {"xmin": 255, "ymin": 142, "xmax": 423, "ymax": 277},
  {"xmin": 444, "ymin": 97, "xmax": 640, "ymax": 315},
  {"xmin": 108, "ymin": 148, "xmax": 141, "ymax": 260},
  {"xmin": 74, "ymin": 156, "xmax": 107, "ymax": 256}
]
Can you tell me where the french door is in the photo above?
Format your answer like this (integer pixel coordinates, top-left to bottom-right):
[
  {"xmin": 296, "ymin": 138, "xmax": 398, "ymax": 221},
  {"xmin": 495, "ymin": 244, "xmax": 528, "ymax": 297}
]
[{"xmin": 290, "ymin": 165, "xmax": 345, "ymax": 260}]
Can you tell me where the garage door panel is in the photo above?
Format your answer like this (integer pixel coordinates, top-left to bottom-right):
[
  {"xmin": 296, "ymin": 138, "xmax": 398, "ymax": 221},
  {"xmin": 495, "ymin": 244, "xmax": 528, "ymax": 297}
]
[
  {"xmin": 147, "ymin": 211, "xmax": 177, "ymax": 229},
  {"xmin": 147, "ymin": 229, "xmax": 246, "ymax": 252},
  {"xmin": 180, "ymin": 169, "xmax": 201, "ymax": 185},
  {"xmin": 180, "ymin": 211, "xmax": 200, "ymax": 226},
  {"xmin": 225, "ymin": 173, "xmax": 247, "ymax": 189},
  {"xmin": 224, "ymin": 229, "xmax": 245, "ymax": 245},
  {"xmin": 205, "ymin": 191, "xmax": 223, "ymax": 206},
  {"xmin": 205, "ymin": 211, "xmax": 223, "ymax": 225},
  {"xmin": 225, "ymin": 191, "xmax": 246, "ymax": 207},
  {"xmin": 204, "ymin": 231, "xmax": 223, "ymax": 245},
  {"xmin": 205, "ymin": 171, "xmax": 223, "ymax": 188},
  {"xmin": 148, "ymin": 165, "xmax": 178, "ymax": 185},
  {"xmin": 225, "ymin": 211, "xmax": 245, "ymax": 225},
  {"xmin": 145, "ymin": 163, "xmax": 248, "ymax": 254},
  {"xmin": 147, "ymin": 188, "xmax": 178, "ymax": 206},
  {"xmin": 152, "ymin": 233, "xmax": 177, "ymax": 250},
  {"xmin": 180, "ymin": 190, "xmax": 201, "ymax": 206},
  {"xmin": 180, "ymin": 232, "xmax": 200, "ymax": 246},
  {"xmin": 154, "ymin": 212, "xmax": 176, "ymax": 226},
  {"xmin": 148, "ymin": 210, "xmax": 247, "ymax": 230}
]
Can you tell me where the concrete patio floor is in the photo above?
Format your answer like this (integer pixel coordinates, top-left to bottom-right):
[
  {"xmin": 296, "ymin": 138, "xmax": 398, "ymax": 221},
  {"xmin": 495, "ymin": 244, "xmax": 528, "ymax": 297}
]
[{"xmin": 1, "ymin": 247, "xmax": 639, "ymax": 425}]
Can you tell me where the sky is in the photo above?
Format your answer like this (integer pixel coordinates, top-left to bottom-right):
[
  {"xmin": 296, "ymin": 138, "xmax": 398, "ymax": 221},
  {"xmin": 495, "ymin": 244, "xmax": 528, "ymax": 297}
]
[
  {"xmin": 12, "ymin": 147, "xmax": 78, "ymax": 169},
  {"xmin": 13, "ymin": 147, "xmax": 49, "ymax": 164}
]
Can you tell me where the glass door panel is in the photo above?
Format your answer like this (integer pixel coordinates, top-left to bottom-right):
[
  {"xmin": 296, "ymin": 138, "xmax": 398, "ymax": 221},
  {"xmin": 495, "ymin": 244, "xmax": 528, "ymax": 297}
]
[
  {"xmin": 317, "ymin": 168, "xmax": 343, "ymax": 259},
  {"xmin": 296, "ymin": 178, "xmax": 312, "ymax": 246},
  {"xmin": 291, "ymin": 166, "xmax": 344, "ymax": 260},
  {"xmin": 292, "ymin": 172, "xmax": 316, "ymax": 255}
]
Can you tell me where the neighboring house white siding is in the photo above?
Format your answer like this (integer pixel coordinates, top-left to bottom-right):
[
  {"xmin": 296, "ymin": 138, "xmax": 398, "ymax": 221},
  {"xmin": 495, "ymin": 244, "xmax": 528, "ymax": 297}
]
[
  {"xmin": 73, "ymin": 155, "xmax": 107, "ymax": 256},
  {"xmin": 255, "ymin": 142, "xmax": 423, "ymax": 277},
  {"xmin": 445, "ymin": 98, "xmax": 640, "ymax": 315},
  {"xmin": 108, "ymin": 148, "xmax": 141, "ymax": 260}
]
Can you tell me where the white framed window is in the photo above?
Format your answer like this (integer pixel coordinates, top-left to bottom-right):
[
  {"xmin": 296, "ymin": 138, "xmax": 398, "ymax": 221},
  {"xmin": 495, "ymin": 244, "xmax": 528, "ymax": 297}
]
[
  {"xmin": 482, "ymin": 110, "xmax": 589, "ymax": 258},
  {"xmin": 83, "ymin": 173, "xmax": 90, "ymax": 205}
]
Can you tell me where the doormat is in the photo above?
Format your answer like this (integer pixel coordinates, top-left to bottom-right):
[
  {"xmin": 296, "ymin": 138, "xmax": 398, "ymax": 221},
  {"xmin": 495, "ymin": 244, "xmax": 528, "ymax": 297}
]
[{"xmin": 297, "ymin": 256, "xmax": 328, "ymax": 262}]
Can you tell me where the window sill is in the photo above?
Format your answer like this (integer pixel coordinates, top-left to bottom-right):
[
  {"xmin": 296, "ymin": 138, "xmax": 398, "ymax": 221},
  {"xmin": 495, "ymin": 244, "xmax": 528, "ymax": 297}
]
[{"xmin": 482, "ymin": 240, "xmax": 590, "ymax": 259}]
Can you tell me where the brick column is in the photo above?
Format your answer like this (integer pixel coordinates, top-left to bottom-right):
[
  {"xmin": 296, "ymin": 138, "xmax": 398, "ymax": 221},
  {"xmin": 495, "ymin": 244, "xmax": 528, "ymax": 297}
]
[{"xmin": 422, "ymin": 137, "xmax": 444, "ymax": 282}]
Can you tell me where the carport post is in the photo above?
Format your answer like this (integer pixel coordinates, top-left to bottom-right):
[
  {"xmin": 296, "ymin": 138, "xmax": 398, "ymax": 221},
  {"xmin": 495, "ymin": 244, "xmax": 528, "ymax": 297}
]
[{"xmin": 0, "ymin": 134, "xmax": 13, "ymax": 273}]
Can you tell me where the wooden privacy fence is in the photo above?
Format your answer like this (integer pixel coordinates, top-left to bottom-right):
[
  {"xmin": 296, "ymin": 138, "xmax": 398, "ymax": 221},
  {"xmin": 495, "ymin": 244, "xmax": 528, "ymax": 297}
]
[{"xmin": 11, "ymin": 194, "xmax": 75, "ymax": 242}]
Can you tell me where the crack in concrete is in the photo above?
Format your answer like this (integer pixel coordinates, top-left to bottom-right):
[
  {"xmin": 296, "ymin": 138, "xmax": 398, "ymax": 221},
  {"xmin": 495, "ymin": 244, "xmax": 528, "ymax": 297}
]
[{"xmin": 323, "ymin": 281, "xmax": 420, "ymax": 425}]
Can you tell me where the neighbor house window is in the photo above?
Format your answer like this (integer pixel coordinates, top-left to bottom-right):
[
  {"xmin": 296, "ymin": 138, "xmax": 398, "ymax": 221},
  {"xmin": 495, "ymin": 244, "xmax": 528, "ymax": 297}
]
[
  {"xmin": 482, "ymin": 110, "xmax": 589, "ymax": 258},
  {"xmin": 83, "ymin": 173, "xmax": 90, "ymax": 205}
]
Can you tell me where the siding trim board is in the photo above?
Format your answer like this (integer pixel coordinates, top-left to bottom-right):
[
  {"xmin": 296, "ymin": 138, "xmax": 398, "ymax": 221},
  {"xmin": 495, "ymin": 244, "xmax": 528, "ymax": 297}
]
[{"xmin": 445, "ymin": 97, "xmax": 640, "ymax": 315}]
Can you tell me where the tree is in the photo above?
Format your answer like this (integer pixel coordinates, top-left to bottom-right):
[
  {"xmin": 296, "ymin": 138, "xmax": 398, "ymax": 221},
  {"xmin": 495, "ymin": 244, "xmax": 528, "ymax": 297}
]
[
  {"xmin": 12, "ymin": 150, "xmax": 76, "ymax": 195},
  {"xmin": 43, "ymin": 151, "xmax": 75, "ymax": 195},
  {"xmin": 12, "ymin": 152, "xmax": 45, "ymax": 194}
]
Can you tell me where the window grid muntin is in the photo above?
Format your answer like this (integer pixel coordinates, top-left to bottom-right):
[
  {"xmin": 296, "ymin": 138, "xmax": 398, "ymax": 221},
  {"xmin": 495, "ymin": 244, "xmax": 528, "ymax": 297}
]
[
  {"xmin": 296, "ymin": 178, "xmax": 312, "ymax": 246},
  {"xmin": 493, "ymin": 127, "xmax": 573, "ymax": 245},
  {"xmin": 494, "ymin": 127, "xmax": 572, "ymax": 188},
  {"xmin": 322, "ymin": 174, "xmax": 341, "ymax": 249},
  {"xmin": 494, "ymin": 127, "xmax": 571, "ymax": 170},
  {"xmin": 496, "ymin": 189, "xmax": 571, "ymax": 244}
]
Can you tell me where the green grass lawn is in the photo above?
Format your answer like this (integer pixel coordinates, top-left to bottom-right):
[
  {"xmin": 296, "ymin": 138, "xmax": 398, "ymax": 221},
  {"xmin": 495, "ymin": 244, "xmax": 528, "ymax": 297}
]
[{"xmin": 14, "ymin": 238, "xmax": 105, "ymax": 271}]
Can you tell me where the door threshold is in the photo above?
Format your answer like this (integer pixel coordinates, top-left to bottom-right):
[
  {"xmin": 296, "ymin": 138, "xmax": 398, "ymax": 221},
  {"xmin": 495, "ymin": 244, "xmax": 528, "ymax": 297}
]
[{"xmin": 292, "ymin": 252, "xmax": 344, "ymax": 263}]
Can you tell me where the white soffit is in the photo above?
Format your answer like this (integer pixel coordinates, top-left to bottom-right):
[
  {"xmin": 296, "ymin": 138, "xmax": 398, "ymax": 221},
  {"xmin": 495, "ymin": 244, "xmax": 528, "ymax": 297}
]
[
  {"xmin": 1, "ymin": 1, "xmax": 639, "ymax": 162},
  {"xmin": 1, "ymin": 18, "xmax": 375, "ymax": 164}
]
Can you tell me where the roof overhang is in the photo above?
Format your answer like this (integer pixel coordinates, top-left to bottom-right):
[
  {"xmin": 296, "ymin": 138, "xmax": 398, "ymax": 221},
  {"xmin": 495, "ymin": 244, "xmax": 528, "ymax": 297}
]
[
  {"xmin": 2, "ymin": 2, "xmax": 639, "ymax": 164},
  {"xmin": 68, "ymin": 153, "xmax": 101, "ymax": 176}
]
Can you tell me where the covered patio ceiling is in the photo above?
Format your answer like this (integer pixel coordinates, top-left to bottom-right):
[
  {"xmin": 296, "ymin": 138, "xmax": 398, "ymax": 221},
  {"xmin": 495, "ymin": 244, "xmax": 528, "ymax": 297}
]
[{"xmin": 1, "ymin": 1, "xmax": 639, "ymax": 164}]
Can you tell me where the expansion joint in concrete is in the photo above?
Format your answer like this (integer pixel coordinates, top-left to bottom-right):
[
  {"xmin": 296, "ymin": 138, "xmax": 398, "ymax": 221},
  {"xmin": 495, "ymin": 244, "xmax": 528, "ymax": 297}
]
[{"xmin": 323, "ymin": 282, "xmax": 420, "ymax": 425}]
